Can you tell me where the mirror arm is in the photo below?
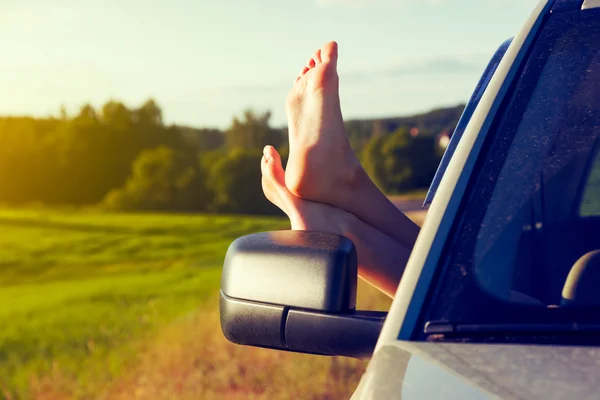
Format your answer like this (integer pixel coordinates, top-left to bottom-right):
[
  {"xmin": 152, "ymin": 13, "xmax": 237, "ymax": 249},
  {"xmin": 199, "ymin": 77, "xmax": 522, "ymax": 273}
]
[{"xmin": 221, "ymin": 291, "xmax": 386, "ymax": 360}]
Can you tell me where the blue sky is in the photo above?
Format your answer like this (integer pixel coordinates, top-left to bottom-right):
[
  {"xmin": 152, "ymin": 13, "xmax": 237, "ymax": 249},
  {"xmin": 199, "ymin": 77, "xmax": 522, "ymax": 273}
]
[{"xmin": 1, "ymin": 0, "xmax": 538, "ymax": 128}]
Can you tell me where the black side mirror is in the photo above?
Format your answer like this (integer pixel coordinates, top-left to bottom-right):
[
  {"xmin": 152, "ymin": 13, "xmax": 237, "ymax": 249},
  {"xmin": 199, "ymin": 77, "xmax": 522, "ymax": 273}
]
[{"xmin": 220, "ymin": 230, "xmax": 386, "ymax": 360}]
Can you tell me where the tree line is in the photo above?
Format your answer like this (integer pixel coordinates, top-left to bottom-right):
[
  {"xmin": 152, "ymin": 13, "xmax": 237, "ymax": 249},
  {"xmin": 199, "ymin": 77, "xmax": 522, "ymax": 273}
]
[{"xmin": 0, "ymin": 100, "xmax": 462, "ymax": 215}]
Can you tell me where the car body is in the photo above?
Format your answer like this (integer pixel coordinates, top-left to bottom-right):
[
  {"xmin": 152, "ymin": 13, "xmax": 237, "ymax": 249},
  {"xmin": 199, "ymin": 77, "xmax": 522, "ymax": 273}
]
[{"xmin": 222, "ymin": 1, "xmax": 600, "ymax": 398}]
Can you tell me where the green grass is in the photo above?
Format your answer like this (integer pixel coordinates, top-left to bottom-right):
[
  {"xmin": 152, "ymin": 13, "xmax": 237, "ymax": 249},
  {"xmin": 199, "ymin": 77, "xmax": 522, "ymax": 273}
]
[
  {"xmin": 0, "ymin": 209, "xmax": 287, "ymax": 285},
  {"xmin": 0, "ymin": 208, "xmax": 288, "ymax": 399},
  {"xmin": 0, "ymin": 208, "xmax": 395, "ymax": 400}
]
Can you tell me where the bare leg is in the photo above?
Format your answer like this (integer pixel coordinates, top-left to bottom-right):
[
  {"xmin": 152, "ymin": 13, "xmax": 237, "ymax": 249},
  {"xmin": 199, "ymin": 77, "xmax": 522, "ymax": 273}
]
[
  {"xmin": 285, "ymin": 41, "xmax": 420, "ymax": 248},
  {"xmin": 262, "ymin": 146, "xmax": 410, "ymax": 298}
]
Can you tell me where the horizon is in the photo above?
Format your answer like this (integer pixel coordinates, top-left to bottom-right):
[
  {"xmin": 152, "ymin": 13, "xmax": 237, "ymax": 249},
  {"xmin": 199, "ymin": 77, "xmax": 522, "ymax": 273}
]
[
  {"xmin": 0, "ymin": 99, "xmax": 467, "ymax": 130},
  {"xmin": 1, "ymin": 0, "xmax": 538, "ymax": 129}
]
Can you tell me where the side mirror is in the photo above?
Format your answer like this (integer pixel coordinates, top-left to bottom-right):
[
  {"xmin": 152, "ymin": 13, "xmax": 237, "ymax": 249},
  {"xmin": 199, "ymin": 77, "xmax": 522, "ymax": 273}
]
[{"xmin": 220, "ymin": 230, "xmax": 386, "ymax": 360}]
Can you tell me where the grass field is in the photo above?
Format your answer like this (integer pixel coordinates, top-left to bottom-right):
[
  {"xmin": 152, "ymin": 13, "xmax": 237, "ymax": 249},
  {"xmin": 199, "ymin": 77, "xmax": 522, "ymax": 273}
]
[{"xmin": 0, "ymin": 208, "xmax": 395, "ymax": 400}]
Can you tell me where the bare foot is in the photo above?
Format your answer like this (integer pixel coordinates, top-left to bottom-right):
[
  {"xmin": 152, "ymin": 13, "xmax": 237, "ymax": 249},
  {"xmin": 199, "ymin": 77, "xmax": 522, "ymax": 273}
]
[
  {"xmin": 285, "ymin": 41, "xmax": 362, "ymax": 201},
  {"xmin": 284, "ymin": 41, "xmax": 420, "ymax": 247},
  {"xmin": 261, "ymin": 145, "xmax": 353, "ymax": 234}
]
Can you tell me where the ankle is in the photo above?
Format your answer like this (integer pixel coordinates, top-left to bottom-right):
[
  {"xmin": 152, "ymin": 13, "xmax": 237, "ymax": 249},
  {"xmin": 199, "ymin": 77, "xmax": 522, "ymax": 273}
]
[{"xmin": 337, "ymin": 155, "xmax": 367, "ymax": 194}]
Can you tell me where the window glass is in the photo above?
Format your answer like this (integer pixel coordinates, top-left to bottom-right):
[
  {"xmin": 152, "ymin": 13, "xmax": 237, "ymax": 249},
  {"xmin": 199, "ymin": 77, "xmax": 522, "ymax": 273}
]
[{"xmin": 426, "ymin": 10, "xmax": 600, "ymax": 331}]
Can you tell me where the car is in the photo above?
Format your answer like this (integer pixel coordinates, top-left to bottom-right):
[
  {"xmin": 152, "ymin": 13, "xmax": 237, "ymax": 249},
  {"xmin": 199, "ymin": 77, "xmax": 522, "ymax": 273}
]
[{"xmin": 220, "ymin": 0, "xmax": 600, "ymax": 398}]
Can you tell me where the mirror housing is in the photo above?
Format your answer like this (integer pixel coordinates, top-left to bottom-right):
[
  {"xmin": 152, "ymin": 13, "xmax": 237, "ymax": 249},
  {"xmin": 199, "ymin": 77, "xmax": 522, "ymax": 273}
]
[{"xmin": 220, "ymin": 230, "xmax": 386, "ymax": 360}]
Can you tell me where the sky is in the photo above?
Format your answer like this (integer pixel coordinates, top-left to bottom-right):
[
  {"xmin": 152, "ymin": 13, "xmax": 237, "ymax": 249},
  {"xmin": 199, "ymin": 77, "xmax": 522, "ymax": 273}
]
[{"xmin": 0, "ymin": 0, "xmax": 540, "ymax": 129}]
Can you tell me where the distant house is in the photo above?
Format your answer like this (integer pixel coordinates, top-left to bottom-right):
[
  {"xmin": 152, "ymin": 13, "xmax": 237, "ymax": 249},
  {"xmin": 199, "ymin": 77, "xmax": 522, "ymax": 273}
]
[{"xmin": 436, "ymin": 130, "xmax": 451, "ymax": 149}]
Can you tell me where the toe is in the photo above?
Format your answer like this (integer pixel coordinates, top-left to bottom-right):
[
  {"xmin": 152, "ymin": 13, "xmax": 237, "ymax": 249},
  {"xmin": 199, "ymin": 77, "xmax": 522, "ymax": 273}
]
[
  {"xmin": 312, "ymin": 49, "xmax": 322, "ymax": 64},
  {"xmin": 263, "ymin": 145, "xmax": 274, "ymax": 159},
  {"xmin": 261, "ymin": 163, "xmax": 280, "ymax": 210},
  {"xmin": 262, "ymin": 147, "xmax": 273, "ymax": 166},
  {"xmin": 263, "ymin": 146, "xmax": 286, "ymax": 187},
  {"xmin": 261, "ymin": 151, "xmax": 275, "ymax": 178},
  {"xmin": 294, "ymin": 67, "xmax": 309, "ymax": 85},
  {"xmin": 320, "ymin": 41, "xmax": 338, "ymax": 65},
  {"xmin": 263, "ymin": 145, "xmax": 280, "ymax": 166},
  {"xmin": 261, "ymin": 153, "xmax": 279, "ymax": 200},
  {"xmin": 261, "ymin": 154, "xmax": 269, "ymax": 175}
]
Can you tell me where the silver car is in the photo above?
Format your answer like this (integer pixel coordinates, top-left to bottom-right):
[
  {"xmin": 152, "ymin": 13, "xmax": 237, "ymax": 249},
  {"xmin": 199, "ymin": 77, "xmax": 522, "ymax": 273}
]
[{"xmin": 221, "ymin": 1, "xmax": 600, "ymax": 398}]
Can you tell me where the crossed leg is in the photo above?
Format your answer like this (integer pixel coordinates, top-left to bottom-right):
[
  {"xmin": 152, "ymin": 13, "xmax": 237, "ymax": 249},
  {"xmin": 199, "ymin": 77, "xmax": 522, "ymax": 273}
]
[{"xmin": 261, "ymin": 146, "xmax": 410, "ymax": 298}]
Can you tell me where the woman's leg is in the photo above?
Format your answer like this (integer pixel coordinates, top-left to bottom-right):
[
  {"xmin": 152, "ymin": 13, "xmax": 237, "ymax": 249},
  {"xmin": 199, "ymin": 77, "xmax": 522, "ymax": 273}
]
[{"xmin": 262, "ymin": 146, "xmax": 411, "ymax": 298}]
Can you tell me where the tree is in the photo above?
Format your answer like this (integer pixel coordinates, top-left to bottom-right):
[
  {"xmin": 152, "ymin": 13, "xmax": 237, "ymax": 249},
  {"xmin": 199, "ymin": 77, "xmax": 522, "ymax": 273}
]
[
  {"xmin": 179, "ymin": 127, "xmax": 225, "ymax": 152},
  {"xmin": 133, "ymin": 98, "xmax": 163, "ymax": 126},
  {"xmin": 360, "ymin": 127, "xmax": 440, "ymax": 194},
  {"xmin": 103, "ymin": 146, "xmax": 210, "ymax": 211},
  {"xmin": 101, "ymin": 100, "xmax": 132, "ymax": 130},
  {"xmin": 409, "ymin": 136, "xmax": 440, "ymax": 189},
  {"xmin": 380, "ymin": 127, "xmax": 414, "ymax": 193},
  {"xmin": 52, "ymin": 103, "xmax": 107, "ymax": 204},
  {"xmin": 361, "ymin": 134, "xmax": 387, "ymax": 192},
  {"xmin": 0, "ymin": 117, "xmax": 61, "ymax": 203},
  {"xmin": 225, "ymin": 110, "xmax": 283, "ymax": 151},
  {"xmin": 206, "ymin": 149, "xmax": 281, "ymax": 215}
]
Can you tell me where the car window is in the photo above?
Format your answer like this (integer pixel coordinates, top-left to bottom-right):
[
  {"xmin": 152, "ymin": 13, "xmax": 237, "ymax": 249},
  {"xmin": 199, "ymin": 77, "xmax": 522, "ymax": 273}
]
[
  {"xmin": 423, "ymin": 9, "xmax": 600, "ymax": 332},
  {"xmin": 472, "ymin": 28, "xmax": 600, "ymax": 304}
]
